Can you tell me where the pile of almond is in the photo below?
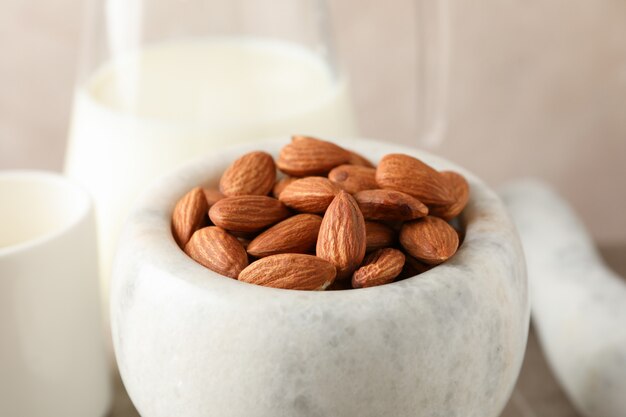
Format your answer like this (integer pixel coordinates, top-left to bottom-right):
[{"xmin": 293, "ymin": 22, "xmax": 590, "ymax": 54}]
[{"xmin": 172, "ymin": 136, "xmax": 469, "ymax": 290}]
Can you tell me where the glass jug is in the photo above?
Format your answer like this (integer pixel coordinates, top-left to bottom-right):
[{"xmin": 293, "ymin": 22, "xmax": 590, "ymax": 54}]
[
  {"xmin": 64, "ymin": 0, "xmax": 448, "ymax": 323},
  {"xmin": 64, "ymin": 0, "xmax": 358, "ymax": 316}
]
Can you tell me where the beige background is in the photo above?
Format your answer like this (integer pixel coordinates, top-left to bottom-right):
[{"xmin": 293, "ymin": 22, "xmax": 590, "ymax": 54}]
[
  {"xmin": 1, "ymin": 0, "xmax": 625, "ymax": 243},
  {"xmin": 1, "ymin": 2, "xmax": 625, "ymax": 416}
]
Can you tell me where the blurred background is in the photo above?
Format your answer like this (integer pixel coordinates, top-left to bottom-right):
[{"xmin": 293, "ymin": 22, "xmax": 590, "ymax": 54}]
[
  {"xmin": 1, "ymin": 0, "xmax": 625, "ymax": 245},
  {"xmin": 1, "ymin": 1, "xmax": 625, "ymax": 416}
]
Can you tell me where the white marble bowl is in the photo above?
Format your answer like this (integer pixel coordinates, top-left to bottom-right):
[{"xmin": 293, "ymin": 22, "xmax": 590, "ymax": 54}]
[{"xmin": 111, "ymin": 138, "xmax": 529, "ymax": 417}]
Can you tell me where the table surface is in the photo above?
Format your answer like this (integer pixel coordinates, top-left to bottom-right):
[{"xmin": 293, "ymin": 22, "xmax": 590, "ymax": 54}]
[{"xmin": 106, "ymin": 243, "xmax": 626, "ymax": 417}]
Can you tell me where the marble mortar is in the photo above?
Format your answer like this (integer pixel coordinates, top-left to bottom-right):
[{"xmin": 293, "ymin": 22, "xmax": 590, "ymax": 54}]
[{"xmin": 111, "ymin": 138, "xmax": 530, "ymax": 417}]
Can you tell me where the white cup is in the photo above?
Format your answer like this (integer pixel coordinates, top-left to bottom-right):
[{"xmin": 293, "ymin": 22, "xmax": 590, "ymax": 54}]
[{"xmin": 0, "ymin": 171, "xmax": 111, "ymax": 417}]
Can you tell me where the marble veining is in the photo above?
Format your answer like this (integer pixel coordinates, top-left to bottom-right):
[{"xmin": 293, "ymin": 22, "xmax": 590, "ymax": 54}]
[
  {"xmin": 111, "ymin": 138, "xmax": 529, "ymax": 417},
  {"xmin": 500, "ymin": 180, "xmax": 626, "ymax": 417}
]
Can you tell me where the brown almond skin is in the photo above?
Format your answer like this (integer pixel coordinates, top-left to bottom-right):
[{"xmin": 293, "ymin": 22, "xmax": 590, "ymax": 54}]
[
  {"xmin": 172, "ymin": 187, "xmax": 209, "ymax": 247},
  {"xmin": 219, "ymin": 151, "xmax": 276, "ymax": 196},
  {"xmin": 376, "ymin": 153, "xmax": 455, "ymax": 207},
  {"xmin": 354, "ymin": 189, "xmax": 428, "ymax": 221},
  {"xmin": 347, "ymin": 150, "xmax": 375, "ymax": 168},
  {"xmin": 277, "ymin": 135, "xmax": 351, "ymax": 176},
  {"xmin": 316, "ymin": 190, "xmax": 367, "ymax": 279},
  {"xmin": 399, "ymin": 216, "xmax": 459, "ymax": 265},
  {"xmin": 184, "ymin": 226, "xmax": 248, "ymax": 278},
  {"xmin": 272, "ymin": 176, "xmax": 297, "ymax": 199},
  {"xmin": 203, "ymin": 188, "xmax": 225, "ymax": 207},
  {"xmin": 328, "ymin": 164, "xmax": 378, "ymax": 194},
  {"xmin": 209, "ymin": 195, "xmax": 290, "ymax": 233},
  {"xmin": 247, "ymin": 214, "xmax": 322, "ymax": 258},
  {"xmin": 365, "ymin": 221, "xmax": 396, "ymax": 252},
  {"xmin": 239, "ymin": 254, "xmax": 336, "ymax": 290},
  {"xmin": 279, "ymin": 177, "xmax": 340, "ymax": 213},
  {"xmin": 352, "ymin": 248, "xmax": 405, "ymax": 288},
  {"xmin": 429, "ymin": 171, "xmax": 470, "ymax": 220}
]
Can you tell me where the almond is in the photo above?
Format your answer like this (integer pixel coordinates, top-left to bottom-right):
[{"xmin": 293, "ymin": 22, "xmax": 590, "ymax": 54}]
[
  {"xmin": 399, "ymin": 216, "xmax": 459, "ymax": 265},
  {"xmin": 203, "ymin": 188, "xmax": 225, "ymax": 207},
  {"xmin": 316, "ymin": 190, "xmax": 366, "ymax": 279},
  {"xmin": 354, "ymin": 189, "xmax": 428, "ymax": 221},
  {"xmin": 172, "ymin": 187, "xmax": 209, "ymax": 247},
  {"xmin": 238, "ymin": 254, "xmax": 336, "ymax": 290},
  {"xmin": 219, "ymin": 151, "xmax": 276, "ymax": 196},
  {"xmin": 352, "ymin": 248, "xmax": 405, "ymax": 288},
  {"xmin": 184, "ymin": 226, "xmax": 248, "ymax": 278},
  {"xmin": 277, "ymin": 135, "xmax": 350, "ymax": 176},
  {"xmin": 272, "ymin": 176, "xmax": 297, "ymax": 199},
  {"xmin": 365, "ymin": 221, "xmax": 396, "ymax": 252},
  {"xmin": 174, "ymin": 138, "xmax": 470, "ymax": 291},
  {"xmin": 347, "ymin": 150, "xmax": 375, "ymax": 168},
  {"xmin": 209, "ymin": 195, "xmax": 290, "ymax": 232},
  {"xmin": 278, "ymin": 177, "xmax": 340, "ymax": 213},
  {"xmin": 376, "ymin": 153, "xmax": 455, "ymax": 207},
  {"xmin": 429, "ymin": 171, "xmax": 470, "ymax": 220},
  {"xmin": 328, "ymin": 164, "xmax": 378, "ymax": 194},
  {"xmin": 247, "ymin": 214, "xmax": 322, "ymax": 258}
]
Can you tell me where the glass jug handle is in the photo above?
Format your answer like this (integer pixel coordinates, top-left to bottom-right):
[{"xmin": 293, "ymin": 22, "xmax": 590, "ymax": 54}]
[{"xmin": 416, "ymin": 0, "xmax": 450, "ymax": 147}]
